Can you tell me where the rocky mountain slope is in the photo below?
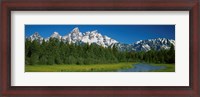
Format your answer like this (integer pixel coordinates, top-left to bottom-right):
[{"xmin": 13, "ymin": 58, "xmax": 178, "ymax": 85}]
[{"xmin": 27, "ymin": 27, "xmax": 175, "ymax": 52}]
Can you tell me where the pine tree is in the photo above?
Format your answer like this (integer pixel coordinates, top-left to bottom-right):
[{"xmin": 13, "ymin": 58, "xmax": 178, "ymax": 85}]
[{"xmin": 30, "ymin": 53, "xmax": 39, "ymax": 65}]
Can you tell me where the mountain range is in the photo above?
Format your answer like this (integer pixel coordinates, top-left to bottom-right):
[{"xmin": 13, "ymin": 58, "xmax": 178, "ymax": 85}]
[{"xmin": 27, "ymin": 27, "xmax": 175, "ymax": 52}]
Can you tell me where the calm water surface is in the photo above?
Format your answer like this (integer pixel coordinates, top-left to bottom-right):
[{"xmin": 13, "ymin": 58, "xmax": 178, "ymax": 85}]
[{"xmin": 118, "ymin": 63, "xmax": 166, "ymax": 72}]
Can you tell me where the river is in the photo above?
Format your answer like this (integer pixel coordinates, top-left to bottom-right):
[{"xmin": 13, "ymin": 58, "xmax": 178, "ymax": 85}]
[{"xmin": 118, "ymin": 63, "xmax": 166, "ymax": 72}]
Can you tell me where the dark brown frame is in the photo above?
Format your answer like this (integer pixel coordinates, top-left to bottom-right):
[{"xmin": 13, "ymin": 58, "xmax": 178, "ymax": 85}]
[{"xmin": 0, "ymin": 0, "xmax": 199, "ymax": 97}]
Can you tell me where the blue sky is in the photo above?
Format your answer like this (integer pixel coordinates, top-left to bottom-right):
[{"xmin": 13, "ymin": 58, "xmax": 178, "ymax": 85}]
[{"xmin": 25, "ymin": 25, "xmax": 175, "ymax": 44}]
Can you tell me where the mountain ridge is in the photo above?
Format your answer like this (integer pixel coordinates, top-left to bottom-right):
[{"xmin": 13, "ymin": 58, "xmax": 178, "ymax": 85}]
[{"xmin": 27, "ymin": 27, "xmax": 175, "ymax": 52}]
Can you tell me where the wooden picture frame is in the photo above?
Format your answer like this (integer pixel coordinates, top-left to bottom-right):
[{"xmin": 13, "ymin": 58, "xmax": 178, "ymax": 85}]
[{"xmin": 0, "ymin": 0, "xmax": 199, "ymax": 96}]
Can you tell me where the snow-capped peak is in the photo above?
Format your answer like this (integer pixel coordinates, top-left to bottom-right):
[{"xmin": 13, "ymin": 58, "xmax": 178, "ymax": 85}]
[
  {"xmin": 29, "ymin": 32, "xmax": 43, "ymax": 41},
  {"xmin": 132, "ymin": 38, "xmax": 175, "ymax": 51},
  {"xmin": 65, "ymin": 27, "xmax": 82, "ymax": 43},
  {"xmin": 71, "ymin": 27, "xmax": 80, "ymax": 34},
  {"xmin": 32, "ymin": 32, "xmax": 40, "ymax": 36},
  {"xmin": 53, "ymin": 32, "xmax": 59, "ymax": 34},
  {"xmin": 81, "ymin": 30, "xmax": 118, "ymax": 47},
  {"xmin": 61, "ymin": 27, "xmax": 118, "ymax": 47},
  {"xmin": 50, "ymin": 32, "xmax": 62, "ymax": 39},
  {"xmin": 28, "ymin": 32, "xmax": 44, "ymax": 43}
]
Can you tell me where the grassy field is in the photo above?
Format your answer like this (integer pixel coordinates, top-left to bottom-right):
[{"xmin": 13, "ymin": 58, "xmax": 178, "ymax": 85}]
[
  {"xmin": 25, "ymin": 62, "xmax": 134, "ymax": 72},
  {"xmin": 149, "ymin": 63, "xmax": 175, "ymax": 72}
]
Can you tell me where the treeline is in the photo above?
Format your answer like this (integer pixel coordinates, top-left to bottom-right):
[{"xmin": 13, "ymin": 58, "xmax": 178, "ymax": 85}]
[{"xmin": 25, "ymin": 38, "xmax": 175, "ymax": 65}]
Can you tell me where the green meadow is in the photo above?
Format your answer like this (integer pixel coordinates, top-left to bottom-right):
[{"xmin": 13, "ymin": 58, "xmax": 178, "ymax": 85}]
[
  {"xmin": 25, "ymin": 62, "xmax": 175, "ymax": 72},
  {"xmin": 25, "ymin": 62, "xmax": 134, "ymax": 72}
]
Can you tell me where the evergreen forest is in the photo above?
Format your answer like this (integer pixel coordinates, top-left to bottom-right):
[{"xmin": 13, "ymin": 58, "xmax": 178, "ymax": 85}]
[{"xmin": 25, "ymin": 38, "xmax": 175, "ymax": 65}]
